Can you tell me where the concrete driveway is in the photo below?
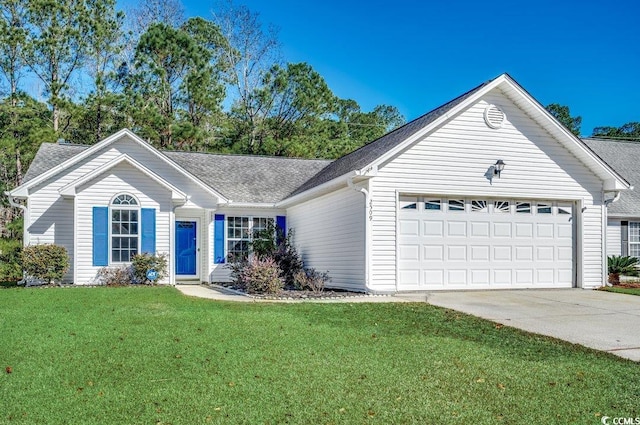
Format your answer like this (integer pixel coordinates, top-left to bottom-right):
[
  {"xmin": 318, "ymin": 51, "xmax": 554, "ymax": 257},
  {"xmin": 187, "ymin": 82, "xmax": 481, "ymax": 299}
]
[{"xmin": 426, "ymin": 289, "xmax": 640, "ymax": 361}]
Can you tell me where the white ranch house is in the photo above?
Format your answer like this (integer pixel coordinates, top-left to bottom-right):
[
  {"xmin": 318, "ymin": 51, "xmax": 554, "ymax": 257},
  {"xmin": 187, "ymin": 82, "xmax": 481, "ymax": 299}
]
[{"xmin": 6, "ymin": 74, "xmax": 635, "ymax": 292}]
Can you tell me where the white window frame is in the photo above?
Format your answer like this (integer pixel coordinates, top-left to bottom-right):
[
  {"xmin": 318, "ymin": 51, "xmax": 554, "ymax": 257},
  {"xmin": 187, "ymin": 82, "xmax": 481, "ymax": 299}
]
[
  {"xmin": 226, "ymin": 216, "xmax": 275, "ymax": 262},
  {"xmin": 110, "ymin": 193, "xmax": 140, "ymax": 264}
]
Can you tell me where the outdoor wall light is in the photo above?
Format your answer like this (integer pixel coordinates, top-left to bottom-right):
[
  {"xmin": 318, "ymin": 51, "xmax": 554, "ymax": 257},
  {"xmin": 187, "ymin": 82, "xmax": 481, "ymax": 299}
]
[{"xmin": 494, "ymin": 160, "xmax": 505, "ymax": 178}]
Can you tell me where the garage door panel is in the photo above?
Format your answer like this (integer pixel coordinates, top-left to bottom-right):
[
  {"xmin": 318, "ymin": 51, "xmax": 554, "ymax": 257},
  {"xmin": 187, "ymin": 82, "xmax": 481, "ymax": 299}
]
[
  {"xmin": 536, "ymin": 246, "xmax": 554, "ymax": 261},
  {"xmin": 515, "ymin": 223, "xmax": 533, "ymax": 237},
  {"xmin": 493, "ymin": 269, "xmax": 512, "ymax": 285},
  {"xmin": 447, "ymin": 245, "xmax": 467, "ymax": 261},
  {"xmin": 423, "ymin": 220, "xmax": 444, "ymax": 236},
  {"xmin": 470, "ymin": 245, "xmax": 490, "ymax": 261},
  {"xmin": 558, "ymin": 246, "xmax": 573, "ymax": 261},
  {"xmin": 447, "ymin": 221, "xmax": 466, "ymax": 237},
  {"xmin": 399, "ymin": 244, "xmax": 420, "ymax": 261},
  {"xmin": 471, "ymin": 269, "xmax": 490, "ymax": 285},
  {"xmin": 515, "ymin": 246, "xmax": 533, "ymax": 261},
  {"xmin": 557, "ymin": 223, "xmax": 572, "ymax": 238},
  {"xmin": 493, "ymin": 222, "xmax": 512, "ymax": 237},
  {"xmin": 399, "ymin": 219, "xmax": 419, "ymax": 235},
  {"xmin": 558, "ymin": 269, "xmax": 573, "ymax": 283},
  {"xmin": 537, "ymin": 223, "xmax": 554, "ymax": 238},
  {"xmin": 424, "ymin": 270, "xmax": 444, "ymax": 286},
  {"xmin": 515, "ymin": 269, "xmax": 534, "ymax": 285},
  {"xmin": 423, "ymin": 245, "xmax": 444, "ymax": 261},
  {"xmin": 397, "ymin": 197, "xmax": 574, "ymax": 290},
  {"xmin": 493, "ymin": 246, "xmax": 512, "ymax": 261},
  {"xmin": 448, "ymin": 270, "xmax": 467, "ymax": 285},
  {"xmin": 470, "ymin": 221, "xmax": 490, "ymax": 237},
  {"xmin": 536, "ymin": 269, "xmax": 554, "ymax": 284}
]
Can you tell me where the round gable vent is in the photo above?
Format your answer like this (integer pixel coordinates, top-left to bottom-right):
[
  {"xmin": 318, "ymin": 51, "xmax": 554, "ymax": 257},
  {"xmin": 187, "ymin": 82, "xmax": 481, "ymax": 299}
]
[{"xmin": 484, "ymin": 104, "xmax": 505, "ymax": 129}]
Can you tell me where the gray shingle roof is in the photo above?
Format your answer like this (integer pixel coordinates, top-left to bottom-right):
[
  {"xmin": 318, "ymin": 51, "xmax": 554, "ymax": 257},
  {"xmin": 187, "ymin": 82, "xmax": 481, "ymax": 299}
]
[
  {"xmin": 289, "ymin": 80, "xmax": 490, "ymax": 196},
  {"xmin": 23, "ymin": 143, "xmax": 90, "ymax": 183},
  {"xmin": 163, "ymin": 151, "xmax": 330, "ymax": 203},
  {"xmin": 583, "ymin": 138, "xmax": 640, "ymax": 216},
  {"xmin": 22, "ymin": 142, "xmax": 331, "ymax": 203}
]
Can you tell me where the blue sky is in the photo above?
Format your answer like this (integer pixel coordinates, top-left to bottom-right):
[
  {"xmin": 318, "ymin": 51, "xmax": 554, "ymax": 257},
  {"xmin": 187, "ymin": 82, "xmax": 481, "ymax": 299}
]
[{"xmin": 150, "ymin": 0, "xmax": 639, "ymax": 135}]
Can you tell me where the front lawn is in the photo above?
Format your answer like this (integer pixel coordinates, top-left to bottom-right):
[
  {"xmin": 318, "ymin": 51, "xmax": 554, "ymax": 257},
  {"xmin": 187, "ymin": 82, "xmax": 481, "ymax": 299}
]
[{"xmin": 1, "ymin": 287, "xmax": 638, "ymax": 424}]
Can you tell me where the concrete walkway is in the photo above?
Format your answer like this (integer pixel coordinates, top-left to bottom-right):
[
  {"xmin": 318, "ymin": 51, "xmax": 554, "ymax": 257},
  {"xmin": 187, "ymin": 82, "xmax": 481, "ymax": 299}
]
[
  {"xmin": 427, "ymin": 289, "xmax": 640, "ymax": 362},
  {"xmin": 175, "ymin": 285, "xmax": 640, "ymax": 361}
]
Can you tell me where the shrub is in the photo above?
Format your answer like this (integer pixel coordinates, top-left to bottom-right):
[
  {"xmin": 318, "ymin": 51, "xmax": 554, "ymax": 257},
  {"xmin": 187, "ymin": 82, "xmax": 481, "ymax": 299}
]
[
  {"xmin": 294, "ymin": 268, "xmax": 331, "ymax": 293},
  {"xmin": 131, "ymin": 253, "xmax": 168, "ymax": 285},
  {"xmin": 607, "ymin": 255, "xmax": 639, "ymax": 285},
  {"xmin": 236, "ymin": 257, "xmax": 283, "ymax": 294},
  {"xmin": 0, "ymin": 237, "xmax": 22, "ymax": 282},
  {"xmin": 96, "ymin": 265, "xmax": 134, "ymax": 286},
  {"xmin": 251, "ymin": 224, "xmax": 303, "ymax": 288},
  {"xmin": 21, "ymin": 244, "xmax": 70, "ymax": 285}
]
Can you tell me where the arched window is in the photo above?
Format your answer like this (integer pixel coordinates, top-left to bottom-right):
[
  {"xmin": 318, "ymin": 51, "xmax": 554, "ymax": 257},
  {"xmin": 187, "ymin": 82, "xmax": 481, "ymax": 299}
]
[{"xmin": 111, "ymin": 194, "xmax": 139, "ymax": 262}]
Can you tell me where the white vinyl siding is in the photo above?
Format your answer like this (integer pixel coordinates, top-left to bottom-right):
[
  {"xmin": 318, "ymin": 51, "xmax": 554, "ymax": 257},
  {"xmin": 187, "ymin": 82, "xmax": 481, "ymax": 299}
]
[
  {"xmin": 26, "ymin": 136, "xmax": 219, "ymax": 283},
  {"xmin": 369, "ymin": 88, "xmax": 605, "ymax": 291},
  {"xmin": 287, "ymin": 186, "xmax": 366, "ymax": 291},
  {"xmin": 75, "ymin": 162, "xmax": 171, "ymax": 284}
]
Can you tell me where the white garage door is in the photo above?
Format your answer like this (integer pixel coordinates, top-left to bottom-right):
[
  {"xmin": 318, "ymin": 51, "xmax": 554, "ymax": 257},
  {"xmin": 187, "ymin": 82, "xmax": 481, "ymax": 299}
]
[{"xmin": 397, "ymin": 196, "xmax": 575, "ymax": 290}]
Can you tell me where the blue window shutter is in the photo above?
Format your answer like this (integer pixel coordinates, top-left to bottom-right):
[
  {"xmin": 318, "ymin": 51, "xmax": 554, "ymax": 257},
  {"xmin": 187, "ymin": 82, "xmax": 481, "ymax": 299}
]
[
  {"xmin": 93, "ymin": 207, "xmax": 108, "ymax": 266},
  {"xmin": 276, "ymin": 215, "xmax": 286, "ymax": 241},
  {"xmin": 141, "ymin": 208, "xmax": 156, "ymax": 254},
  {"xmin": 214, "ymin": 214, "xmax": 225, "ymax": 264}
]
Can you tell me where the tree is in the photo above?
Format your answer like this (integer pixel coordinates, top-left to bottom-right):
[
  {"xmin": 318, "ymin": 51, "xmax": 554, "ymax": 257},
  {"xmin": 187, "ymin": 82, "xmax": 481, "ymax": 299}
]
[
  {"xmin": 247, "ymin": 62, "xmax": 334, "ymax": 155},
  {"xmin": 84, "ymin": 0, "xmax": 127, "ymax": 142},
  {"xmin": 24, "ymin": 0, "xmax": 90, "ymax": 131},
  {"xmin": 593, "ymin": 122, "xmax": 640, "ymax": 140},
  {"xmin": 0, "ymin": 0, "xmax": 27, "ymax": 105},
  {"xmin": 213, "ymin": 0, "xmax": 281, "ymax": 152},
  {"xmin": 545, "ymin": 103, "xmax": 581, "ymax": 136},
  {"xmin": 131, "ymin": 18, "xmax": 226, "ymax": 148}
]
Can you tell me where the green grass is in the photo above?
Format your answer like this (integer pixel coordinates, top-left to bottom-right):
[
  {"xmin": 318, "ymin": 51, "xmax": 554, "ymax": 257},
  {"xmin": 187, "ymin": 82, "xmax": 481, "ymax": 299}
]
[
  {"xmin": 1, "ymin": 287, "xmax": 638, "ymax": 424},
  {"xmin": 601, "ymin": 286, "xmax": 640, "ymax": 296}
]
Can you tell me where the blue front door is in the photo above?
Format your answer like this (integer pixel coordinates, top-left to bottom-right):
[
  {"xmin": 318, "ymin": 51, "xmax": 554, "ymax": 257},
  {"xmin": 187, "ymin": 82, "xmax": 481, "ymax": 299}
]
[{"xmin": 176, "ymin": 221, "xmax": 197, "ymax": 275}]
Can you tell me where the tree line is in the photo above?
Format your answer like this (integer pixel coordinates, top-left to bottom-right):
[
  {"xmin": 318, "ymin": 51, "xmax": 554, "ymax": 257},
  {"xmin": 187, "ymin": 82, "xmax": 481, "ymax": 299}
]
[{"xmin": 0, "ymin": 0, "xmax": 404, "ymax": 212}]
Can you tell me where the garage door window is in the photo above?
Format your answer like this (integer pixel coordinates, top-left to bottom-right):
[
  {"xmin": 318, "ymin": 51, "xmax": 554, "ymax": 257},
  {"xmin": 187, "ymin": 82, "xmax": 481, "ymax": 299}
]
[
  {"xmin": 471, "ymin": 200, "xmax": 488, "ymax": 212},
  {"xmin": 448, "ymin": 200, "xmax": 465, "ymax": 212},
  {"xmin": 537, "ymin": 202, "xmax": 552, "ymax": 214},
  {"xmin": 400, "ymin": 196, "xmax": 418, "ymax": 210},
  {"xmin": 516, "ymin": 202, "xmax": 531, "ymax": 213},
  {"xmin": 629, "ymin": 222, "xmax": 640, "ymax": 258},
  {"xmin": 425, "ymin": 199, "xmax": 441, "ymax": 211},
  {"xmin": 494, "ymin": 200, "xmax": 510, "ymax": 213}
]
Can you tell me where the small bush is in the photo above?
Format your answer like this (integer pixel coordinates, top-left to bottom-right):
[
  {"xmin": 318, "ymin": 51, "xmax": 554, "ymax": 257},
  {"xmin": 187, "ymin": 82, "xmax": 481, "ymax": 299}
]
[
  {"xmin": 96, "ymin": 265, "xmax": 134, "ymax": 286},
  {"xmin": 21, "ymin": 244, "xmax": 70, "ymax": 285},
  {"xmin": 236, "ymin": 257, "xmax": 283, "ymax": 294},
  {"xmin": 131, "ymin": 253, "xmax": 168, "ymax": 285},
  {"xmin": 294, "ymin": 268, "xmax": 331, "ymax": 293}
]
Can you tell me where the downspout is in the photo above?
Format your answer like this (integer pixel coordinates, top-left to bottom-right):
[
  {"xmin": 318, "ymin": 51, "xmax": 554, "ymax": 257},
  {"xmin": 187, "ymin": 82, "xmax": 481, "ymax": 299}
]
[
  {"xmin": 602, "ymin": 191, "xmax": 621, "ymax": 287},
  {"xmin": 6, "ymin": 193, "xmax": 29, "ymax": 246},
  {"xmin": 347, "ymin": 176, "xmax": 371, "ymax": 292}
]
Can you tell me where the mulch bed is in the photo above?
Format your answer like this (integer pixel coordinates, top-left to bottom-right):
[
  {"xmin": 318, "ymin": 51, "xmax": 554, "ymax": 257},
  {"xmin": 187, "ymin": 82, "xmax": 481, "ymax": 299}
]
[
  {"xmin": 613, "ymin": 282, "xmax": 640, "ymax": 289},
  {"xmin": 210, "ymin": 282, "xmax": 369, "ymax": 299}
]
